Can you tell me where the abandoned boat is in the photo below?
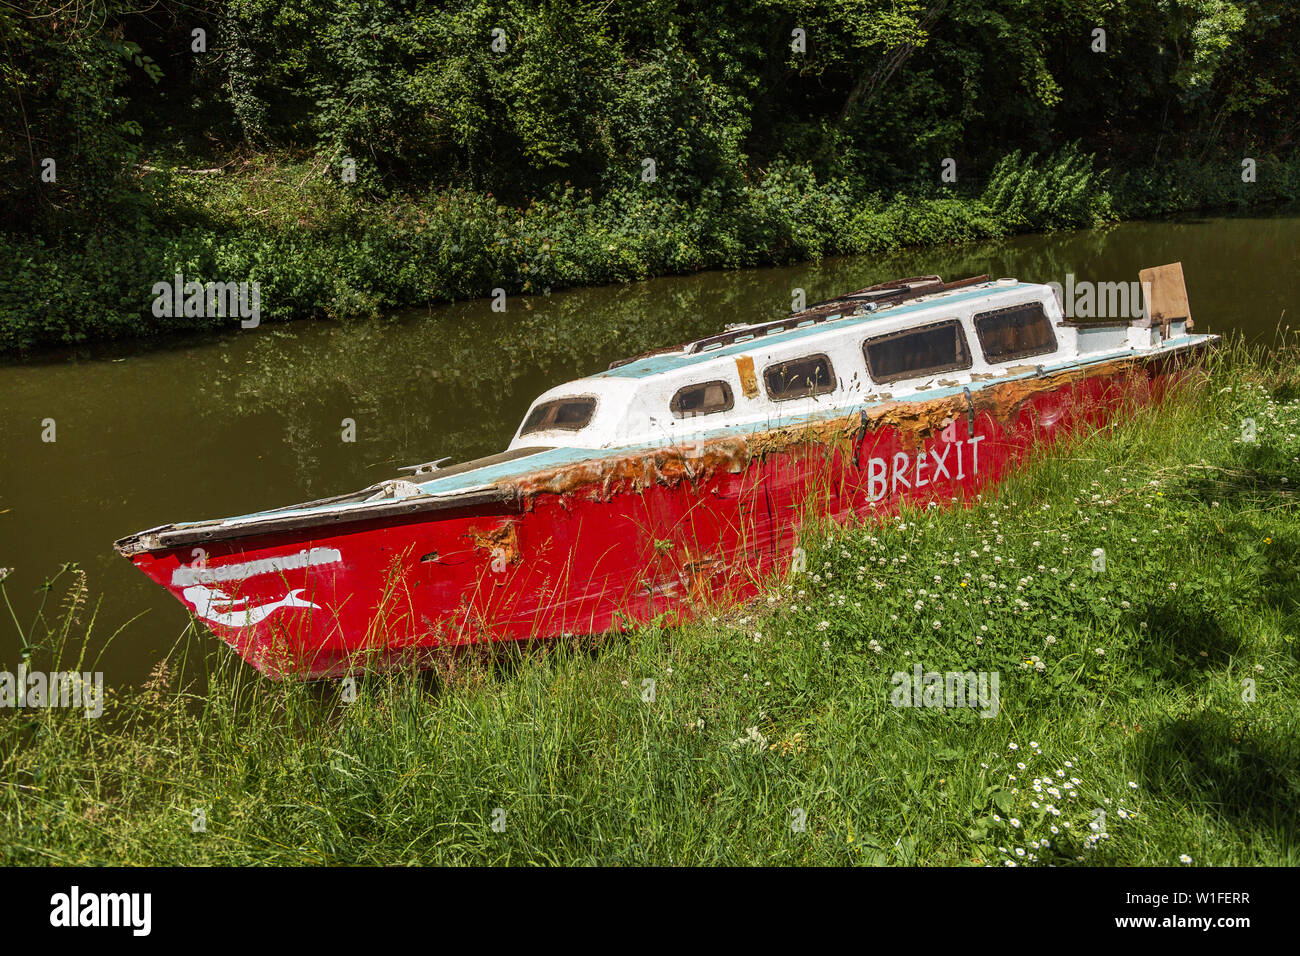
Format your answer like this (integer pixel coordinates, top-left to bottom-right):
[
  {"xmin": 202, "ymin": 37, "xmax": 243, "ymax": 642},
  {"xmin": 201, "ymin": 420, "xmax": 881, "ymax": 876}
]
[{"xmin": 115, "ymin": 263, "xmax": 1216, "ymax": 678}]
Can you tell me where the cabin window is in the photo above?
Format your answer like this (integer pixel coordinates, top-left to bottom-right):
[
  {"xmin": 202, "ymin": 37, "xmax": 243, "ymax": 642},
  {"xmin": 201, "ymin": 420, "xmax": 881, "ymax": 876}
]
[
  {"xmin": 671, "ymin": 380, "xmax": 734, "ymax": 418},
  {"xmin": 974, "ymin": 302, "xmax": 1057, "ymax": 363},
  {"xmin": 520, "ymin": 396, "xmax": 596, "ymax": 435},
  {"xmin": 863, "ymin": 319, "xmax": 971, "ymax": 383},
  {"xmin": 763, "ymin": 354, "xmax": 836, "ymax": 401}
]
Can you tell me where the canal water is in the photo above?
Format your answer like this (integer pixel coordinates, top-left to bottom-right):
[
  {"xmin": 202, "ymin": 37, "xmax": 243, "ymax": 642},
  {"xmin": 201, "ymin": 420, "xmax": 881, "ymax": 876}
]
[{"xmin": 2, "ymin": 210, "xmax": 1297, "ymax": 683}]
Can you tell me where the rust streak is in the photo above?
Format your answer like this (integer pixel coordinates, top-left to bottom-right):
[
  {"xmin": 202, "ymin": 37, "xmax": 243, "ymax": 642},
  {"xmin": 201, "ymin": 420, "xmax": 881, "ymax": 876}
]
[
  {"xmin": 506, "ymin": 354, "xmax": 1162, "ymax": 502},
  {"xmin": 735, "ymin": 355, "xmax": 759, "ymax": 399}
]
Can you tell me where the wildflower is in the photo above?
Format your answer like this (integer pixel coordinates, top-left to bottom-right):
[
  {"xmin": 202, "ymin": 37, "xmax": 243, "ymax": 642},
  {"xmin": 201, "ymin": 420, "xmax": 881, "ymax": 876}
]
[{"xmin": 1179, "ymin": 854, "xmax": 1193, "ymax": 865}]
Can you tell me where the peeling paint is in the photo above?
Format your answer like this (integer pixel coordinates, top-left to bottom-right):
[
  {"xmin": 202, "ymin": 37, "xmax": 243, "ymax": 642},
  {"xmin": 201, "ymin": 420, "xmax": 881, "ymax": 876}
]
[
  {"xmin": 506, "ymin": 352, "xmax": 1180, "ymax": 501},
  {"xmin": 467, "ymin": 522, "xmax": 520, "ymax": 566}
]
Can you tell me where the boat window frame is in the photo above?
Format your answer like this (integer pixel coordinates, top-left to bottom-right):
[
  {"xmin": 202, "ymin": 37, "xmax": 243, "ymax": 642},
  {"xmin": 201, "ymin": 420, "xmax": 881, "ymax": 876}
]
[
  {"xmin": 862, "ymin": 318, "xmax": 973, "ymax": 384},
  {"xmin": 762, "ymin": 352, "xmax": 837, "ymax": 402},
  {"xmin": 519, "ymin": 394, "xmax": 599, "ymax": 436},
  {"xmin": 670, "ymin": 379, "xmax": 736, "ymax": 419},
  {"xmin": 972, "ymin": 300, "xmax": 1059, "ymax": 364}
]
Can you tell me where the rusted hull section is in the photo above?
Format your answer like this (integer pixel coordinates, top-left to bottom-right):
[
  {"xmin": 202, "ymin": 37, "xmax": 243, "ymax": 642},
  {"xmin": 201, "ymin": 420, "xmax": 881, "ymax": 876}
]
[{"xmin": 119, "ymin": 345, "xmax": 1207, "ymax": 678}]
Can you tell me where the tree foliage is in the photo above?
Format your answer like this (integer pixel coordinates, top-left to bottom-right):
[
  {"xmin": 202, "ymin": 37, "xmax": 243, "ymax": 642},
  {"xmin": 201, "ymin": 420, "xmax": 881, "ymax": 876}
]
[{"xmin": 3, "ymin": 0, "xmax": 1297, "ymax": 230}]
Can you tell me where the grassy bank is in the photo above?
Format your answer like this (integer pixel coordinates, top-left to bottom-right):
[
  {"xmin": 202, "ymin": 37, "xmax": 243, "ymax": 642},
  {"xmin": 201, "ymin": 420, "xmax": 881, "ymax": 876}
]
[
  {"xmin": 5, "ymin": 149, "xmax": 1300, "ymax": 354},
  {"xmin": 2, "ymin": 338, "xmax": 1298, "ymax": 865}
]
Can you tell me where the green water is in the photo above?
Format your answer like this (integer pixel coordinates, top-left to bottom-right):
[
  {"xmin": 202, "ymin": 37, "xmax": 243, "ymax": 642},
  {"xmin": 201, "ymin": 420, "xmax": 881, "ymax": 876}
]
[{"xmin": 2, "ymin": 210, "xmax": 1297, "ymax": 683}]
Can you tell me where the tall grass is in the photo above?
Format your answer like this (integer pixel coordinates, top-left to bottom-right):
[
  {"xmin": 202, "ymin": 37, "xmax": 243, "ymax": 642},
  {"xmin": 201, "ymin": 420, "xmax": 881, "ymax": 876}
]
[{"xmin": 2, "ymin": 338, "xmax": 1297, "ymax": 865}]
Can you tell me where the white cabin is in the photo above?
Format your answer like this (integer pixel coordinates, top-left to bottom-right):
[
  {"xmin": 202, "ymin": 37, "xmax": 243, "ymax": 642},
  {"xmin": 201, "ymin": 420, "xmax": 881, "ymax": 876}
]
[{"xmin": 508, "ymin": 276, "xmax": 1193, "ymax": 452}]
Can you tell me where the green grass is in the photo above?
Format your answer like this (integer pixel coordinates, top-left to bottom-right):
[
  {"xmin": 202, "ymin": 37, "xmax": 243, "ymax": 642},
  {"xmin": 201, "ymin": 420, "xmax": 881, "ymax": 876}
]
[{"xmin": 1, "ymin": 338, "xmax": 1298, "ymax": 865}]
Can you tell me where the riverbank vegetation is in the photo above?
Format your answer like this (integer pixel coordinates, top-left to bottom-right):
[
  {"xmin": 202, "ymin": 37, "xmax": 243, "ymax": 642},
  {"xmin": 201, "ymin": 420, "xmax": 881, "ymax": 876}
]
[
  {"xmin": 4, "ymin": 1, "xmax": 1300, "ymax": 352},
  {"xmin": 3, "ymin": 337, "xmax": 1297, "ymax": 865}
]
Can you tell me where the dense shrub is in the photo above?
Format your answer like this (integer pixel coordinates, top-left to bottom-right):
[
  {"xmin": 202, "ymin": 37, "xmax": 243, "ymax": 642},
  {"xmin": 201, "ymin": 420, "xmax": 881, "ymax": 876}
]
[{"xmin": 5, "ymin": 148, "xmax": 1297, "ymax": 354}]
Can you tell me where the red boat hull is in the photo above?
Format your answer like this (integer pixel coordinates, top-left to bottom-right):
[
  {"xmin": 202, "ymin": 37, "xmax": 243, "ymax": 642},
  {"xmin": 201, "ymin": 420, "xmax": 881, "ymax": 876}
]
[{"xmin": 121, "ymin": 348, "xmax": 1204, "ymax": 678}]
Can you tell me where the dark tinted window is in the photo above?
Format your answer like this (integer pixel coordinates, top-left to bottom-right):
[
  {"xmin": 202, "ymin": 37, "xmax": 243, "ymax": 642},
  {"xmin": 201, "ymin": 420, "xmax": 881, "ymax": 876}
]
[
  {"xmin": 763, "ymin": 354, "xmax": 836, "ymax": 401},
  {"xmin": 863, "ymin": 320, "xmax": 971, "ymax": 383},
  {"xmin": 520, "ymin": 397, "xmax": 596, "ymax": 435},
  {"xmin": 671, "ymin": 380, "xmax": 734, "ymax": 418},
  {"xmin": 974, "ymin": 302, "xmax": 1057, "ymax": 363}
]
